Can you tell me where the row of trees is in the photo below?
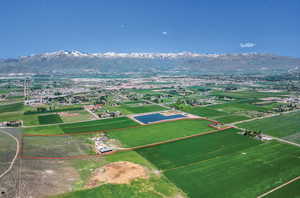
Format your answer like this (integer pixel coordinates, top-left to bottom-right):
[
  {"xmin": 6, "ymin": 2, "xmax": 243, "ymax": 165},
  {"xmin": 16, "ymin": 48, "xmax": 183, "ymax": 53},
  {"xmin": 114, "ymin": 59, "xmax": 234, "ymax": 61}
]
[{"xmin": 242, "ymin": 129, "xmax": 262, "ymax": 138}]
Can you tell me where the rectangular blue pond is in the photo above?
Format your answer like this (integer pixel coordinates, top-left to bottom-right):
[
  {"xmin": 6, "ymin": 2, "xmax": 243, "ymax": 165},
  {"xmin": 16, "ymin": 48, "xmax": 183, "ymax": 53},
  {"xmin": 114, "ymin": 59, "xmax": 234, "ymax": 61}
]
[{"xmin": 134, "ymin": 113, "xmax": 186, "ymax": 124}]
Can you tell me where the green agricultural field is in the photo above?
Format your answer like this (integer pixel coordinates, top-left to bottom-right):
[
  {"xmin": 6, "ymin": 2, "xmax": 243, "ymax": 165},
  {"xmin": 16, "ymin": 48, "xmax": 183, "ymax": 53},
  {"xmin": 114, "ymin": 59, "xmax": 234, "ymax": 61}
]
[
  {"xmin": 265, "ymin": 179, "xmax": 300, "ymax": 198},
  {"xmin": 108, "ymin": 119, "xmax": 213, "ymax": 147},
  {"xmin": 184, "ymin": 106, "xmax": 228, "ymax": 117},
  {"xmin": 211, "ymin": 90, "xmax": 288, "ymax": 100},
  {"xmin": 122, "ymin": 100, "xmax": 144, "ymax": 105},
  {"xmin": 137, "ymin": 128, "xmax": 261, "ymax": 170},
  {"xmin": 105, "ymin": 104, "xmax": 167, "ymax": 115},
  {"xmin": 23, "ymin": 124, "xmax": 64, "ymax": 135},
  {"xmin": 60, "ymin": 117, "xmax": 139, "ymax": 134},
  {"xmin": 215, "ymin": 114, "xmax": 250, "ymax": 124},
  {"xmin": 0, "ymin": 89, "xmax": 9, "ymax": 94},
  {"xmin": 0, "ymin": 111, "xmax": 39, "ymax": 126},
  {"xmin": 21, "ymin": 114, "xmax": 40, "ymax": 126},
  {"xmin": 53, "ymin": 178, "xmax": 181, "ymax": 198},
  {"xmin": 164, "ymin": 141, "xmax": 300, "ymax": 198},
  {"xmin": 24, "ymin": 106, "xmax": 84, "ymax": 115},
  {"xmin": 0, "ymin": 102, "xmax": 24, "ymax": 113},
  {"xmin": 23, "ymin": 117, "xmax": 139, "ymax": 135},
  {"xmin": 237, "ymin": 111, "xmax": 300, "ymax": 142},
  {"xmin": 38, "ymin": 114, "xmax": 63, "ymax": 125},
  {"xmin": 0, "ymin": 112, "xmax": 22, "ymax": 122},
  {"xmin": 129, "ymin": 88, "xmax": 163, "ymax": 94},
  {"xmin": 103, "ymin": 106, "xmax": 132, "ymax": 115},
  {"xmin": 182, "ymin": 106, "xmax": 250, "ymax": 123},
  {"xmin": 124, "ymin": 105, "xmax": 167, "ymax": 114},
  {"xmin": 209, "ymin": 102, "xmax": 270, "ymax": 113}
]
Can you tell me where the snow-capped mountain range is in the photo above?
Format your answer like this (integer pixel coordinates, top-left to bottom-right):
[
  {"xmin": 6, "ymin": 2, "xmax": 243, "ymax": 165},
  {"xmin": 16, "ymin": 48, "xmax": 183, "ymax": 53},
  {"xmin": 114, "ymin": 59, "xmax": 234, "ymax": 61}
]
[
  {"xmin": 1, "ymin": 50, "xmax": 300, "ymax": 74},
  {"xmin": 23, "ymin": 50, "xmax": 260, "ymax": 59}
]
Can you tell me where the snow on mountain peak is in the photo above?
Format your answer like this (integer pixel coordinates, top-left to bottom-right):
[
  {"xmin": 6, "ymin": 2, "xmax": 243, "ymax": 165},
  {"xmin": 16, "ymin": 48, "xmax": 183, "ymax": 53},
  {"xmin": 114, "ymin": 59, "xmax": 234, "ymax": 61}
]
[{"xmin": 24, "ymin": 50, "xmax": 264, "ymax": 59}]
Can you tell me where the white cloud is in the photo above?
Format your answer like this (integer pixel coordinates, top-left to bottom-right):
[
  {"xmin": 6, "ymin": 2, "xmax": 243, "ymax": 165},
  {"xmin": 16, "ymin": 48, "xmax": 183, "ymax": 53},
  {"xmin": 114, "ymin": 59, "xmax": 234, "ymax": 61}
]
[
  {"xmin": 240, "ymin": 42, "xmax": 256, "ymax": 48},
  {"xmin": 120, "ymin": 24, "xmax": 127, "ymax": 28},
  {"xmin": 162, "ymin": 31, "xmax": 168, "ymax": 35}
]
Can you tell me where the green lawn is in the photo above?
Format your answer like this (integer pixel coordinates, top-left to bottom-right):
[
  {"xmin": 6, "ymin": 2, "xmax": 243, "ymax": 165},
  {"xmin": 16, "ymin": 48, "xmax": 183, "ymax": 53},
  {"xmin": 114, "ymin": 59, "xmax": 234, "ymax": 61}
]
[
  {"xmin": 164, "ymin": 141, "xmax": 300, "ymax": 198},
  {"xmin": 38, "ymin": 114, "xmax": 63, "ymax": 125},
  {"xmin": 265, "ymin": 179, "xmax": 300, "ymax": 198},
  {"xmin": 237, "ymin": 111, "xmax": 300, "ymax": 139},
  {"xmin": 108, "ymin": 119, "xmax": 213, "ymax": 147},
  {"xmin": 137, "ymin": 128, "xmax": 261, "ymax": 170}
]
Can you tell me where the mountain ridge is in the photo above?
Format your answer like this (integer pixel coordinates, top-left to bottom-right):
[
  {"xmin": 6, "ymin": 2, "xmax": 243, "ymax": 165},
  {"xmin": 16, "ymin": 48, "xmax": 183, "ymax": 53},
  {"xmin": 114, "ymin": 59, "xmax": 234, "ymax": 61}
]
[{"xmin": 1, "ymin": 50, "xmax": 300, "ymax": 75}]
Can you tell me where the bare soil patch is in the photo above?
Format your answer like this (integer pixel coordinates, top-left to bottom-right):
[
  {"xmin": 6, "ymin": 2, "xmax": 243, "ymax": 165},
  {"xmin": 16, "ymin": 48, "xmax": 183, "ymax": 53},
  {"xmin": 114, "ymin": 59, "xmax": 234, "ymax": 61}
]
[
  {"xmin": 85, "ymin": 161, "xmax": 148, "ymax": 188},
  {"xmin": 20, "ymin": 159, "xmax": 80, "ymax": 198},
  {"xmin": 59, "ymin": 112, "xmax": 80, "ymax": 117},
  {"xmin": 161, "ymin": 111, "xmax": 180, "ymax": 116}
]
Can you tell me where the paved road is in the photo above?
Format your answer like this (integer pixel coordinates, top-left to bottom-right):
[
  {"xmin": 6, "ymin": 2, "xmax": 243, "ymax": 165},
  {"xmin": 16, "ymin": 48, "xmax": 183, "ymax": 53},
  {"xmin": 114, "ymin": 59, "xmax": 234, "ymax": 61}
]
[
  {"xmin": 263, "ymin": 134, "xmax": 300, "ymax": 148},
  {"xmin": 0, "ymin": 129, "xmax": 20, "ymax": 179},
  {"xmin": 232, "ymin": 109, "xmax": 300, "ymax": 125},
  {"xmin": 84, "ymin": 106, "xmax": 100, "ymax": 119}
]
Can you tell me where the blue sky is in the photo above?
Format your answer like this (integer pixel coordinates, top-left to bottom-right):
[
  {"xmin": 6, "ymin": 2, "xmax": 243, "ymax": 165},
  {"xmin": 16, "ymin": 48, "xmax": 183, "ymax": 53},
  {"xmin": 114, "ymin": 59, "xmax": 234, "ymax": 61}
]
[{"xmin": 0, "ymin": 0, "xmax": 299, "ymax": 58}]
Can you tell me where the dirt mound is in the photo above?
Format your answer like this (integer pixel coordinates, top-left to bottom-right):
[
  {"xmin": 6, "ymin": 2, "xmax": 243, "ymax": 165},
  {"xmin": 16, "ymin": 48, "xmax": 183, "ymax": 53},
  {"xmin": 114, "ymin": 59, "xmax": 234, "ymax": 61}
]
[{"xmin": 85, "ymin": 161, "xmax": 148, "ymax": 188}]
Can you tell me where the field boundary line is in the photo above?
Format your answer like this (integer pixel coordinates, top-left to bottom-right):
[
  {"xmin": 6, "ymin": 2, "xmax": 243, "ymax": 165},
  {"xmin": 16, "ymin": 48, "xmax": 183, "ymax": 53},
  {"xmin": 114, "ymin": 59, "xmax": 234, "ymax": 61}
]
[
  {"xmin": 123, "ymin": 126, "xmax": 232, "ymax": 151},
  {"xmin": 20, "ymin": 126, "xmax": 233, "ymax": 159},
  {"xmin": 23, "ymin": 117, "xmax": 217, "ymax": 137},
  {"xmin": 0, "ymin": 129, "xmax": 20, "ymax": 179},
  {"xmin": 84, "ymin": 106, "xmax": 100, "ymax": 119},
  {"xmin": 257, "ymin": 175, "xmax": 300, "ymax": 198}
]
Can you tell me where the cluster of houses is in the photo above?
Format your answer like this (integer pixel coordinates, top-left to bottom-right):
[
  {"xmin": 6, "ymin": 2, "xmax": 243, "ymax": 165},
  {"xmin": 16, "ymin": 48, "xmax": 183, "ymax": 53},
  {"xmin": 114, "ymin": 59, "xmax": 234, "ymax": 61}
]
[
  {"xmin": 240, "ymin": 130, "xmax": 273, "ymax": 141},
  {"xmin": 98, "ymin": 111, "xmax": 121, "ymax": 118},
  {"xmin": 0, "ymin": 120, "xmax": 23, "ymax": 127},
  {"xmin": 92, "ymin": 134, "xmax": 113, "ymax": 154},
  {"xmin": 85, "ymin": 104, "xmax": 122, "ymax": 118}
]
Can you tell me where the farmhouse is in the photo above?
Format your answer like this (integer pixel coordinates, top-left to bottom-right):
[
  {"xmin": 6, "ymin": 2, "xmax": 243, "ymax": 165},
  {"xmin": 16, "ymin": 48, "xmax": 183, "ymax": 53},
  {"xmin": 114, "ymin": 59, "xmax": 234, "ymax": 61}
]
[
  {"xmin": 0, "ymin": 120, "xmax": 23, "ymax": 127},
  {"xmin": 93, "ymin": 136, "xmax": 114, "ymax": 154}
]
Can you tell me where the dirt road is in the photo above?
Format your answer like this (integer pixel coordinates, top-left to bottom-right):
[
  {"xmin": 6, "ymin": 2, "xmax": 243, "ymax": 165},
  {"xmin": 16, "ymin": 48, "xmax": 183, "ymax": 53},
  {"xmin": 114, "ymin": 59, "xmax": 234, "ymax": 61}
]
[{"xmin": 0, "ymin": 129, "xmax": 20, "ymax": 179}]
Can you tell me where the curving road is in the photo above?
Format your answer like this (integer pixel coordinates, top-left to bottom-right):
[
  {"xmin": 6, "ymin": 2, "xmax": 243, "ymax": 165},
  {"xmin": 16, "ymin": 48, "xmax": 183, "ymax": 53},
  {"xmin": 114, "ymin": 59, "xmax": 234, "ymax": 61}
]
[{"xmin": 0, "ymin": 129, "xmax": 20, "ymax": 179}]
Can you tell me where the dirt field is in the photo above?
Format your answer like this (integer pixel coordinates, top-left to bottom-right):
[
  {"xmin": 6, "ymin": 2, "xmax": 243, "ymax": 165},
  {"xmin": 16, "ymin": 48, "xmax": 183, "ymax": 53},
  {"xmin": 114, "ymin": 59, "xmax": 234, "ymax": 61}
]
[
  {"xmin": 19, "ymin": 159, "xmax": 80, "ymax": 198},
  {"xmin": 85, "ymin": 161, "xmax": 148, "ymax": 188},
  {"xmin": 0, "ymin": 158, "xmax": 19, "ymax": 198},
  {"xmin": 58, "ymin": 112, "xmax": 80, "ymax": 117}
]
